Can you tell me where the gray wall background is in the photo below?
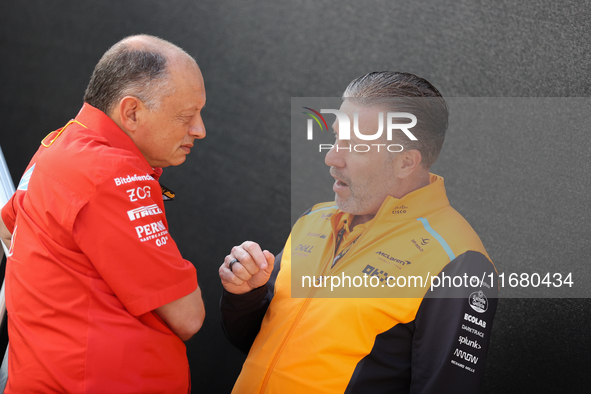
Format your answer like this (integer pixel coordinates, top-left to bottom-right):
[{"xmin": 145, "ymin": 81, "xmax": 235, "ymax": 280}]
[{"xmin": 1, "ymin": 1, "xmax": 589, "ymax": 393}]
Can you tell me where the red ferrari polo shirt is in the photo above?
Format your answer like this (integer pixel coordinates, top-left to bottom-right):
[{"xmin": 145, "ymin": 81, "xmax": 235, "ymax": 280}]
[{"xmin": 1, "ymin": 104, "xmax": 197, "ymax": 393}]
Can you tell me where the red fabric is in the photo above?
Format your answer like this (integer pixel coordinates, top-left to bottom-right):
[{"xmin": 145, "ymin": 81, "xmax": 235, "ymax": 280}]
[{"xmin": 1, "ymin": 104, "xmax": 196, "ymax": 393}]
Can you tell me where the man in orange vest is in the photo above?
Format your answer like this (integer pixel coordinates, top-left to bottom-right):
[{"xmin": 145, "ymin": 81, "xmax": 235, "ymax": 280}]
[{"xmin": 220, "ymin": 71, "xmax": 498, "ymax": 393}]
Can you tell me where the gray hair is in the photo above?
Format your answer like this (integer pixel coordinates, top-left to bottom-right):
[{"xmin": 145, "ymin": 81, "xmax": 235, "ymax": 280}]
[
  {"xmin": 83, "ymin": 35, "xmax": 190, "ymax": 115},
  {"xmin": 343, "ymin": 71, "xmax": 449, "ymax": 168}
]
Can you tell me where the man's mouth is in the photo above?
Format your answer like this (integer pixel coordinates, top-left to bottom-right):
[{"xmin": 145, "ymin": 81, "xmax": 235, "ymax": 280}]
[
  {"xmin": 181, "ymin": 144, "xmax": 193, "ymax": 154},
  {"xmin": 331, "ymin": 169, "xmax": 350, "ymax": 191},
  {"xmin": 330, "ymin": 168, "xmax": 348, "ymax": 184},
  {"xmin": 330, "ymin": 167, "xmax": 349, "ymax": 192},
  {"xmin": 332, "ymin": 177, "xmax": 350, "ymax": 194}
]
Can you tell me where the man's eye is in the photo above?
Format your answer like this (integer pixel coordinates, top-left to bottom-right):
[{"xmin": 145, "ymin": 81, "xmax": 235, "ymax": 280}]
[{"xmin": 178, "ymin": 115, "xmax": 193, "ymax": 123}]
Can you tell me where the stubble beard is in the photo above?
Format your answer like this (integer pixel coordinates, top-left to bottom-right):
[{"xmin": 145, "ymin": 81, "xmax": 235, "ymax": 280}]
[{"xmin": 332, "ymin": 166, "xmax": 395, "ymax": 216}]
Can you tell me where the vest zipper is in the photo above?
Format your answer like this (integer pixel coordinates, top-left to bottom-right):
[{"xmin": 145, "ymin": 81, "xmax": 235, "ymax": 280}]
[
  {"xmin": 258, "ymin": 215, "xmax": 376, "ymax": 392},
  {"xmin": 258, "ymin": 232, "xmax": 336, "ymax": 393}
]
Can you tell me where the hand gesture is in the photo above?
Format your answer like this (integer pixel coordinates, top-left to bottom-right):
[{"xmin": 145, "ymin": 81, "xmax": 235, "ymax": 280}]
[{"xmin": 219, "ymin": 241, "xmax": 275, "ymax": 294}]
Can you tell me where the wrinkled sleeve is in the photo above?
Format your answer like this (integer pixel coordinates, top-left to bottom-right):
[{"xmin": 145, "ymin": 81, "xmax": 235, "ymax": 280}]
[
  {"xmin": 220, "ymin": 249, "xmax": 283, "ymax": 354},
  {"xmin": 1, "ymin": 193, "xmax": 17, "ymax": 233},
  {"xmin": 410, "ymin": 251, "xmax": 499, "ymax": 394}
]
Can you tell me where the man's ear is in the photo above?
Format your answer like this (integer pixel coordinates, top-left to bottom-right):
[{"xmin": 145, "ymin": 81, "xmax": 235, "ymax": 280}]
[
  {"xmin": 396, "ymin": 149, "xmax": 423, "ymax": 179},
  {"xmin": 117, "ymin": 96, "xmax": 142, "ymax": 133}
]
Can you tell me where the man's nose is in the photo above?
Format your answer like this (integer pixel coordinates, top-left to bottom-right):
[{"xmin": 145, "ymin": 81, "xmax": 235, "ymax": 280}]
[
  {"xmin": 189, "ymin": 117, "xmax": 206, "ymax": 139},
  {"xmin": 324, "ymin": 140, "xmax": 346, "ymax": 168}
]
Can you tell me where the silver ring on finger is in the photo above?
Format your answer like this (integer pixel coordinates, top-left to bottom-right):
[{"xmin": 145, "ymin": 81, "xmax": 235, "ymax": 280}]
[{"xmin": 229, "ymin": 258, "xmax": 239, "ymax": 272}]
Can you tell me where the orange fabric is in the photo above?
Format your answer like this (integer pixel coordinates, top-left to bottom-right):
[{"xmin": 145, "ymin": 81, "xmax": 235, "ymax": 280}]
[
  {"xmin": 232, "ymin": 175, "xmax": 493, "ymax": 393},
  {"xmin": 1, "ymin": 104, "xmax": 196, "ymax": 393}
]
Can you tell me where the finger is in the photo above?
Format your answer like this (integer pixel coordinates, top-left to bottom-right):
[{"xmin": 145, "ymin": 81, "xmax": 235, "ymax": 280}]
[
  {"xmin": 223, "ymin": 254, "xmax": 241, "ymax": 274},
  {"xmin": 230, "ymin": 246, "xmax": 259, "ymax": 277},
  {"xmin": 222, "ymin": 253, "xmax": 251, "ymax": 282},
  {"xmin": 241, "ymin": 241, "xmax": 269, "ymax": 270},
  {"xmin": 262, "ymin": 250, "xmax": 275, "ymax": 274},
  {"xmin": 219, "ymin": 258, "xmax": 246, "ymax": 286}
]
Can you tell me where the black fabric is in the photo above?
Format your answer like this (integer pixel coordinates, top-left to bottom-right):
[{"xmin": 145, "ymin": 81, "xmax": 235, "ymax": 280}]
[
  {"xmin": 219, "ymin": 209, "xmax": 306, "ymax": 354},
  {"xmin": 345, "ymin": 322, "xmax": 415, "ymax": 394},
  {"xmin": 411, "ymin": 252, "xmax": 498, "ymax": 394},
  {"xmin": 345, "ymin": 251, "xmax": 498, "ymax": 394},
  {"xmin": 220, "ymin": 285, "xmax": 271, "ymax": 355},
  {"xmin": 220, "ymin": 249, "xmax": 283, "ymax": 354}
]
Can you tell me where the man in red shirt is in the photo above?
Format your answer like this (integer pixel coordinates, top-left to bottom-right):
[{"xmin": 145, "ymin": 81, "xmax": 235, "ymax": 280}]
[{"xmin": 0, "ymin": 35, "xmax": 206, "ymax": 393}]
